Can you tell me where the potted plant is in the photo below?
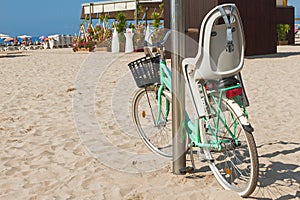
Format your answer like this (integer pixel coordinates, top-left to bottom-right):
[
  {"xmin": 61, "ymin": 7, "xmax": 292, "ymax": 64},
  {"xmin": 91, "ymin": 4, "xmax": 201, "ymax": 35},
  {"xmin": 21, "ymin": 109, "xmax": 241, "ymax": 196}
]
[
  {"xmin": 99, "ymin": 14, "xmax": 109, "ymax": 31},
  {"xmin": 133, "ymin": 23, "xmax": 145, "ymax": 52},
  {"xmin": 96, "ymin": 28, "xmax": 112, "ymax": 51},
  {"xmin": 73, "ymin": 23, "xmax": 96, "ymax": 52},
  {"xmin": 151, "ymin": 11, "xmax": 161, "ymax": 30},
  {"xmin": 150, "ymin": 11, "xmax": 162, "ymax": 52},
  {"xmin": 277, "ymin": 24, "xmax": 290, "ymax": 45},
  {"xmin": 86, "ymin": 24, "xmax": 97, "ymax": 51},
  {"xmin": 116, "ymin": 12, "xmax": 127, "ymax": 52}
]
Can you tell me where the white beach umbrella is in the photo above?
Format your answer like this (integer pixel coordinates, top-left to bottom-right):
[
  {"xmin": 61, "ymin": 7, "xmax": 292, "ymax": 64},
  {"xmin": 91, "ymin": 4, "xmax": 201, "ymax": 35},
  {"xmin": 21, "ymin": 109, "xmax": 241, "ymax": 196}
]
[
  {"xmin": 0, "ymin": 33, "xmax": 10, "ymax": 38},
  {"xmin": 17, "ymin": 35, "xmax": 32, "ymax": 39}
]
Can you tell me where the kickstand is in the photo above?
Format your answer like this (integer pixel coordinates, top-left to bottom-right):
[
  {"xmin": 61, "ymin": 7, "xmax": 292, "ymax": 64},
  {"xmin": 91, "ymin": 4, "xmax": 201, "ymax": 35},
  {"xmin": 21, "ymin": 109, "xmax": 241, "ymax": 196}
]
[
  {"xmin": 179, "ymin": 144, "xmax": 196, "ymax": 174},
  {"xmin": 189, "ymin": 145, "xmax": 196, "ymax": 169}
]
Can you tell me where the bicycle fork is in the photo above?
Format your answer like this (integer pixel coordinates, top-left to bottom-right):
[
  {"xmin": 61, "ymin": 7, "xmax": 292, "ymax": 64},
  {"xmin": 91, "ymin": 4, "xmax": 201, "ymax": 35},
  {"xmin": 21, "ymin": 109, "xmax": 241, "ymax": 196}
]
[{"xmin": 145, "ymin": 85, "xmax": 170, "ymax": 127}]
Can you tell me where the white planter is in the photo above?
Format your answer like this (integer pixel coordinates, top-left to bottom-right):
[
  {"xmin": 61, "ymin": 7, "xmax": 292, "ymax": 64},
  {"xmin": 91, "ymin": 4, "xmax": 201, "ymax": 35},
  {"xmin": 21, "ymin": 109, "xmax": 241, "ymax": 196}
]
[
  {"xmin": 145, "ymin": 25, "xmax": 153, "ymax": 51},
  {"xmin": 125, "ymin": 29, "xmax": 134, "ymax": 53},
  {"xmin": 111, "ymin": 27, "xmax": 119, "ymax": 53}
]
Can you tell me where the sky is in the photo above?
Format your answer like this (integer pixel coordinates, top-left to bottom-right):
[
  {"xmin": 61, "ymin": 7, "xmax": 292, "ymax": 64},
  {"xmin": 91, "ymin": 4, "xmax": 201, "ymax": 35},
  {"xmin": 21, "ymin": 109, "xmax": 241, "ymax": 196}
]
[
  {"xmin": 0, "ymin": 0, "xmax": 300, "ymax": 37},
  {"xmin": 0, "ymin": 0, "xmax": 89, "ymax": 37},
  {"xmin": 289, "ymin": 0, "xmax": 300, "ymax": 18}
]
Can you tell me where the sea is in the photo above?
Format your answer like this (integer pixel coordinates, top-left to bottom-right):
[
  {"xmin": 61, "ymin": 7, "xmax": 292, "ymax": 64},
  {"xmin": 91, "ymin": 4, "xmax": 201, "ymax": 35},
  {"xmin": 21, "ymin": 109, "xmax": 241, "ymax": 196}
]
[{"xmin": 295, "ymin": 19, "xmax": 300, "ymax": 29}]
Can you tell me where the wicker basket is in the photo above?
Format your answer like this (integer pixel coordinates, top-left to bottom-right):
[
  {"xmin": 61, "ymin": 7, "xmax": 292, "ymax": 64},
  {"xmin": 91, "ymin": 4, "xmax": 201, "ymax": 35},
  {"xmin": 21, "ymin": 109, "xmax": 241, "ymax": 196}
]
[{"xmin": 128, "ymin": 56, "xmax": 160, "ymax": 88}]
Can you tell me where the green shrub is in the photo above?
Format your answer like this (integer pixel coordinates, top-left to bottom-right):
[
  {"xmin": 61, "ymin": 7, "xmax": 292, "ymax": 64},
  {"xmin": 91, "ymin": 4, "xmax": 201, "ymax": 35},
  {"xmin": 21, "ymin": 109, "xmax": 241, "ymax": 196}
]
[
  {"xmin": 151, "ymin": 11, "xmax": 161, "ymax": 29},
  {"xmin": 277, "ymin": 24, "xmax": 290, "ymax": 41},
  {"xmin": 116, "ymin": 12, "xmax": 127, "ymax": 33}
]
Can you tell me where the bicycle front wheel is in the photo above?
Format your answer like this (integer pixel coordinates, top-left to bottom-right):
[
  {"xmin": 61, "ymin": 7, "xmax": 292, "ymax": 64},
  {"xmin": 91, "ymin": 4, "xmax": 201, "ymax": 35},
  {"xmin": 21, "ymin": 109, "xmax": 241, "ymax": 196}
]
[
  {"xmin": 205, "ymin": 98, "xmax": 258, "ymax": 197},
  {"xmin": 132, "ymin": 87, "xmax": 172, "ymax": 158}
]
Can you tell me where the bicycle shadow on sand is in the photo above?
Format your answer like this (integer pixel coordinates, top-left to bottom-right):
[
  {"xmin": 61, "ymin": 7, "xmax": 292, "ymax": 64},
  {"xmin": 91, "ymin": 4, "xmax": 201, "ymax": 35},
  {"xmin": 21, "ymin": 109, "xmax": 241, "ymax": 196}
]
[
  {"xmin": 184, "ymin": 141, "xmax": 300, "ymax": 199},
  {"xmin": 251, "ymin": 141, "xmax": 300, "ymax": 200}
]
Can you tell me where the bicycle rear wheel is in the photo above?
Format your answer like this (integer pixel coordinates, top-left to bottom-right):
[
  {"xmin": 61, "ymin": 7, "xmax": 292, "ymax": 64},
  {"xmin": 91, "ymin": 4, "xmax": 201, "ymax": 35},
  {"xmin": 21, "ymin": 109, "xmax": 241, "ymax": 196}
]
[
  {"xmin": 204, "ymin": 98, "xmax": 258, "ymax": 197},
  {"xmin": 132, "ymin": 86, "xmax": 172, "ymax": 158}
]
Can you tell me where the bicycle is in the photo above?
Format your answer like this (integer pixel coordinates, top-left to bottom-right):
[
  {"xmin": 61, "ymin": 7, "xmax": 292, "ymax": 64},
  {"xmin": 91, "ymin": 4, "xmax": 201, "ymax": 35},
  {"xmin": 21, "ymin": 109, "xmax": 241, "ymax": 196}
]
[{"xmin": 128, "ymin": 4, "xmax": 258, "ymax": 197}]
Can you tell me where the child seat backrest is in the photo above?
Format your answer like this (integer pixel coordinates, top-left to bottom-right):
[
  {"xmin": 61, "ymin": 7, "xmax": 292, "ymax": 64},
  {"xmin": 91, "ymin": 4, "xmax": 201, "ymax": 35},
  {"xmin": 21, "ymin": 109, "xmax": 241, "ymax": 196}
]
[{"xmin": 194, "ymin": 4, "xmax": 245, "ymax": 81}]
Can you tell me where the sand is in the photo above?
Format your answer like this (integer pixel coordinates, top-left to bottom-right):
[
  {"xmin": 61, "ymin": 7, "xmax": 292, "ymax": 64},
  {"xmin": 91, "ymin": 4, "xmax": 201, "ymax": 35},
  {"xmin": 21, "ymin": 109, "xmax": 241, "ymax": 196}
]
[{"xmin": 0, "ymin": 47, "xmax": 299, "ymax": 199}]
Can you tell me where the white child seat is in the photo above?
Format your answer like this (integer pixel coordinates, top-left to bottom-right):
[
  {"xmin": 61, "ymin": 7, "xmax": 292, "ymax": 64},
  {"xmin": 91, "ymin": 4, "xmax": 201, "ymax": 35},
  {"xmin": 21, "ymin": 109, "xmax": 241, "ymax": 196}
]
[{"xmin": 182, "ymin": 4, "xmax": 245, "ymax": 118}]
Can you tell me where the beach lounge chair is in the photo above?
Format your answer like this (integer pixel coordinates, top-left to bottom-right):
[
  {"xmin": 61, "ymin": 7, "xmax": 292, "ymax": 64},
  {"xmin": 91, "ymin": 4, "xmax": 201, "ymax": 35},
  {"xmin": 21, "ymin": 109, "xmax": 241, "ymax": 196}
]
[
  {"xmin": 66, "ymin": 35, "xmax": 73, "ymax": 47},
  {"xmin": 43, "ymin": 41, "xmax": 49, "ymax": 49},
  {"xmin": 48, "ymin": 39, "xmax": 54, "ymax": 49},
  {"xmin": 57, "ymin": 35, "xmax": 63, "ymax": 48},
  {"xmin": 48, "ymin": 35, "xmax": 60, "ymax": 48},
  {"xmin": 5, "ymin": 45, "xmax": 15, "ymax": 51},
  {"xmin": 61, "ymin": 35, "xmax": 67, "ymax": 48}
]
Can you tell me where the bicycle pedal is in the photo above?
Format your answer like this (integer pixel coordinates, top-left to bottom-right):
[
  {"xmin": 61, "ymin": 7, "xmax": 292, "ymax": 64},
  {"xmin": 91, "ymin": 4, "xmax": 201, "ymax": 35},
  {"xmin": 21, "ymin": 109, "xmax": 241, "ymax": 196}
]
[
  {"xmin": 201, "ymin": 158, "xmax": 215, "ymax": 163},
  {"xmin": 179, "ymin": 166, "xmax": 194, "ymax": 174}
]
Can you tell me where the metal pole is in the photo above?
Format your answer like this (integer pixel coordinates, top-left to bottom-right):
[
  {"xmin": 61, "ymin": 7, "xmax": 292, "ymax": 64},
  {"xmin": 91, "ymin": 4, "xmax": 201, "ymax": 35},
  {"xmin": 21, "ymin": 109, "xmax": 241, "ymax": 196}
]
[
  {"xmin": 145, "ymin": 7, "xmax": 149, "ymax": 27},
  {"xmin": 135, "ymin": 0, "xmax": 139, "ymax": 25},
  {"xmin": 89, "ymin": 3, "xmax": 93, "ymax": 24},
  {"xmin": 171, "ymin": 0, "xmax": 186, "ymax": 174}
]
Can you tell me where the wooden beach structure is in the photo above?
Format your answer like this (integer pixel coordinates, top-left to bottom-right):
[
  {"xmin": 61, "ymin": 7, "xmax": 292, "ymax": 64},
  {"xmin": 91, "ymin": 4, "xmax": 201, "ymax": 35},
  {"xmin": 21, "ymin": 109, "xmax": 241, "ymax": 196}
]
[
  {"xmin": 80, "ymin": 0, "xmax": 294, "ymax": 56},
  {"xmin": 164, "ymin": 0, "xmax": 295, "ymax": 56},
  {"xmin": 80, "ymin": 0, "xmax": 163, "ymax": 21}
]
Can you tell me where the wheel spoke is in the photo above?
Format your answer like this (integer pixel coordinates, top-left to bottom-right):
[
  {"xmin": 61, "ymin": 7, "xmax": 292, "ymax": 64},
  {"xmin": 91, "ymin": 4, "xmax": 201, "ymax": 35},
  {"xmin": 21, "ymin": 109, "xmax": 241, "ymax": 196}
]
[
  {"xmin": 133, "ymin": 88, "xmax": 173, "ymax": 158},
  {"xmin": 206, "ymin": 97, "xmax": 258, "ymax": 197}
]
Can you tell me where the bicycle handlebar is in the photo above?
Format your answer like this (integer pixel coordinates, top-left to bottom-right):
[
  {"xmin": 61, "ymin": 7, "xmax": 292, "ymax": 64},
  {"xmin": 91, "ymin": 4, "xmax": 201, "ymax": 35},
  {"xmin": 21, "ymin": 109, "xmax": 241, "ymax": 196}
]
[{"xmin": 145, "ymin": 30, "xmax": 172, "ymax": 48}]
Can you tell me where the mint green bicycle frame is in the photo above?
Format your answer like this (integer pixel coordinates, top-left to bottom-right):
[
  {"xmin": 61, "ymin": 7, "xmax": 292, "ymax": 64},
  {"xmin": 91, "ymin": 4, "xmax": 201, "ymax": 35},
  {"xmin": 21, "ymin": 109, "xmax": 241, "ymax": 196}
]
[{"xmin": 154, "ymin": 59, "xmax": 245, "ymax": 151}]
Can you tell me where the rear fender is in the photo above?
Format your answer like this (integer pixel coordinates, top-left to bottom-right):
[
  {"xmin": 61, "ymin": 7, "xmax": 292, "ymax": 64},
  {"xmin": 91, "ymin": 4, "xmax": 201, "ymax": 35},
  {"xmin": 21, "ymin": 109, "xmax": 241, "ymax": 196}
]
[{"xmin": 224, "ymin": 98, "xmax": 254, "ymax": 132}]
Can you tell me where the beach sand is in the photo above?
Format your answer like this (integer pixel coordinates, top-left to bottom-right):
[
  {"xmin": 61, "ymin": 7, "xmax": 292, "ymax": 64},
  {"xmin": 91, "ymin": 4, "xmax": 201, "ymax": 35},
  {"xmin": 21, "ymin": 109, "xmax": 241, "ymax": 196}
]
[{"xmin": 0, "ymin": 47, "xmax": 299, "ymax": 199}]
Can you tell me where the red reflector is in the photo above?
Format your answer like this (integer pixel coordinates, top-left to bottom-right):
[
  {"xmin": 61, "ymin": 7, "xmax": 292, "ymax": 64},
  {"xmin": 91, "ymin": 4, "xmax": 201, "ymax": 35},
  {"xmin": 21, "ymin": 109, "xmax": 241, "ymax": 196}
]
[
  {"xmin": 226, "ymin": 87, "xmax": 242, "ymax": 98},
  {"xmin": 205, "ymin": 82, "xmax": 213, "ymax": 90}
]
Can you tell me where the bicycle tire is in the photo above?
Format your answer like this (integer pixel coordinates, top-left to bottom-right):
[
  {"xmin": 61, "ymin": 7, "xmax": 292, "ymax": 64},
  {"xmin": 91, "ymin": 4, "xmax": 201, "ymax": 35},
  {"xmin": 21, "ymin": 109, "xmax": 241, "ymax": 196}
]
[
  {"xmin": 132, "ymin": 87, "xmax": 173, "ymax": 158},
  {"xmin": 204, "ymin": 98, "xmax": 258, "ymax": 197}
]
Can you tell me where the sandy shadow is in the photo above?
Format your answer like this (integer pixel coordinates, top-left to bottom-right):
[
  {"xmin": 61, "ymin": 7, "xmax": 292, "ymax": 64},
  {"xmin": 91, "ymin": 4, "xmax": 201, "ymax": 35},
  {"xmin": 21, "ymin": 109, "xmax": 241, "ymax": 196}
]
[{"xmin": 253, "ymin": 141, "xmax": 300, "ymax": 199}]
